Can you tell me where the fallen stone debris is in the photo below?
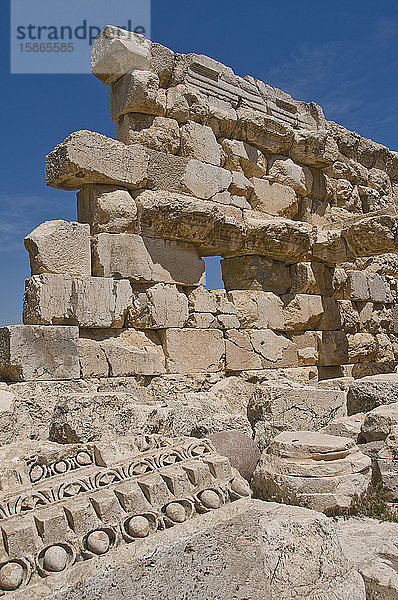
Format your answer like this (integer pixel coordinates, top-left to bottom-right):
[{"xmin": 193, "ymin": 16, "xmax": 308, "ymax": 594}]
[{"xmin": 1, "ymin": 24, "xmax": 398, "ymax": 598}]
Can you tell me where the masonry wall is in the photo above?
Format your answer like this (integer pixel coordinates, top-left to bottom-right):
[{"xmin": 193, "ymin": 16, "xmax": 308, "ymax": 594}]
[{"xmin": 2, "ymin": 25, "xmax": 398, "ymax": 382}]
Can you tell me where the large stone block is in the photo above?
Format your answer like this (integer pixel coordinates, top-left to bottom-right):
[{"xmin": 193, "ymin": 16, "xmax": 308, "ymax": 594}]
[
  {"xmin": 24, "ymin": 220, "xmax": 91, "ymax": 276},
  {"xmin": 91, "ymin": 26, "xmax": 151, "ymax": 85},
  {"xmin": 45, "ymin": 131, "xmax": 149, "ymax": 191},
  {"xmin": 116, "ymin": 114, "xmax": 181, "ymax": 154},
  {"xmin": 248, "ymin": 384, "xmax": 347, "ymax": 448},
  {"xmin": 23, "ymin": 274, "xmax": 132, "ymax": 328},
  {"xmin": 250, "ymin": 178, "xmax": 298, "ymax": 218},
  {"xmin": 111, "ymin": 70, "xmax": 166, "ymax": 122},
  {"xmin": 160, "ymin": 329, "xmax": 224, "ymax": 374},
  {"xmin": 0, "ymin": 325, "xmax": 80, "ymax": 382},
  {"xmin": 182, "ymin": 159, "xmax": 232, "ymax": 199},
  {"xmin": 268, "ymin": 155, "xmax": 313, "ymax": 195},
  {"xmin": 127, "ymin": 284, "xmax": 189, "ymax": 329},
  {"xmin": 227, "ymin": 291, "xmax": 285, "ymax": 330},
  {"xmin": 77, "ymin": 185, "xmax": 138, "ymax": 234},
  {"xmin": 221, "ymin": 138, "xmax": 267, "ymax": 178},
  {"xmin": 92, "ymin": 234, "xmax": 206, "ymax": 286},
  {"xmin": 84, "ymin": 329, "xmax": 166, "ymax": 377},
  {"xmin": 225, "ymin": 329, "xmax": 298, "ymax": 371},
  {"xmin": 347, "ymin": 373, "xmax": 398, "ymax": 414},
  {"xmin": 180, "ymin": 121, "xmax": 221, "ymax": 165},
  {"xmin": 221, "ymin": 255, "xmax": 291, "ymax": 294}
]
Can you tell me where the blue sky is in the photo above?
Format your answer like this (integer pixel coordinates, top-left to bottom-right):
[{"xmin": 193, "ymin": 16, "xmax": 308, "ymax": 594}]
[{"xmin": 1, "ymin": 0, "xmax": 398, "ymax": 325}]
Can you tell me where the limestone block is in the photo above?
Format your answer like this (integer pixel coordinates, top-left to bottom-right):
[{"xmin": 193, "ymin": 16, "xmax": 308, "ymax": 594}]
[
  {"xmin": 337, "ymin": 517, "xmax": 398, "ymax": 600},
  {"xmin": 268, "ymin": 155, "xmax": 313, "ymax": 195},
  {"xmin": 24, "ymin": 220, "xmax": 91, "ymax": 276},
  {"xmin": 346, "ymin": 270, "xmax": 369, "ymax": 300},
  {"xmin": 182, "ymin": 159, "xmax": 232, "ymax": 199},
  {"xmin": 84, "ymin": 329, "xmax": 166, "ymax": 377},
  {"xmin": 290, "ymin": 262, "xmax": 333, "ymax": 295},
  {"xmin": 150, "ymin": 41, "xmax": 174, "ymax": 87},
  {"xmin": 126, "ymin": 284, "xmax": 189, "ymax": 328},
  {"xmin": 23, "ymin": 274, "xmax": 132, "ymax": 328},
  {"xmin": 248, "ymin": 385, "xmax": 346, "ymax": 448},
  {"xmin": 235, "ymin": 108, "xmax": 295, "ymax": 154},
  {"xmin": 347, "ymin": 333, "xmax": 377, "ymax": 363},
  {"xmin": 290, "ymin": 130, "xmax": 339, "ymax": 167},
  {"xmin": 221, "ymin": 256, "xmax": 291, "ymax": 294},
  {"xmin": 206, "ymin": 96, "xmax": 238, "ymax": 137},
  {"xmin": 338, "ymin": 300, "xmax": 360, "ymax": 333},
  {"xmin": 0, "ymin": 325, "xmax": 80, "ymax": 382},
  {"xmin": 342, "ymin": 214, "xmax": 398, "ymax": 257},
  {"xmin": 217, "ymin": 314, "xmax": 240, "ymax": 329},
  {"xmin": 180, "ymin": 121, "xmax": 220, "ymax": 165},
  {"xmin": 116, "ymin": 114, "xmax": 181, "ymax": 154},
  {"xmin": 92, "ymin": 234, "xmax": 205, "ymax": 287},
  {"xmin": 46, "ymin": 131, "xmax": 149, "ymax": 191},
  {"xmin": 209, "ymin": 289, "xmax": 238, "ymax": 315},
  {"xmin": 186, "ymin": 312, "xmax": 217, "ymax": 329},
  {"xmin": 225, "ymin": 329, "xmax": 298, "ymax": 371},
  {"xmin": 221, "ymin": 139, "xmax": 267, "ymax": 178},
  {"xmin": 77, "ymin": 185, "xmax": 137, "ymax": 234},
  {"xmin": 321, "ymin": 413, "xmax": 366, "ymax": 440},
  {"xmin": 287, "ymin": 331, "xmax": 319, "ymax": 366},
  {"xmin": 347, "ymin": 373, "xmax": 398, "ymax": 414},
  {"xmin": 312, "ymin": 229, "xmax": 352, "ymax": 265},
  {"xmin": 91, "ymin": 26, "xmax": 151, "ymax": 85},
  {"xmin": 78, "ymin": 338, "xmax": 109, "ymax": 378},
  {"xmin": 228, "ymin": 171, "xmax": 253, "ymax": 198},
  {"xmin": 252, "ymin": 431, "xmax": 371, "ymax": 514},
  {"xmin": 160, "ymin": 329, "xmax": 224, "ymax": 374},
  {"xmin": 111, "ymin": 70, "xmax": 165, "ymax": 122},
  {"xmin": 360, "ymin": 402, "xmax": 398, "ymax": 442},
  {"xmin": 281, "ymin": 294, "xmax": 325, "ymax": 331},
  {"xmin": 166, "ymin": 84, "xmax": 209, "ymax": 124},
  {"xmin": 227, "ymin": 291, "xmax": 285, "ymax": 329},
  {"xmin": 250, "ymin": 178, "xmax": 298, "ymax": 218},
  {"xmin": 187, "ymin": 286, "xmax": 218, "ymax": 313}
]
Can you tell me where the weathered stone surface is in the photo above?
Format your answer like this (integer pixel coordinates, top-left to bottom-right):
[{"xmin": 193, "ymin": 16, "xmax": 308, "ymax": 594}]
[
  {"xmin": 126, "ymin": 284, "xmax": 189, "ymax": 329},
  {"xmin": 227, "ymin": 291, "xmax": 285, "ymax": 330},
  {"xmin": 0, "ymin": 325, "xmax": 80, "ymax": 382},
  {"xmin": 91, "ymin": 26, "xmax": 151, "ymax": 84},
  {"xmin": 248, "ymin": 383, "xmax": 346, "ymax": 448},
  {"xmin": 225, "ymin": 329, "xmax": 298, "ymax": 372},
  {"xmin": 268, "ymin": 155, "xmax": 313, "ymax": 195},
  {"xmin": 117, "ymin": 114, "xmax": 181, "ymax": 154},
  {"xmin": 160, "ymin": 329, "xmax": 224, "ymax": 374},
  {"xmin": 347, "ymin": 373, "xmax": 398, "ymax": 414},
  {"xmin": 77, "ymin": 185, "xmax": 138, "ymax": 234},
  {"xmin": 23, "ymin": 274, "xmax": 132, "ymax": 328},
  {"xmin": 252, "ymin": 431, "xmax": 371, "ymax": 514},
  {"xmin": 24, "ymin": 220, "xmax": 91, "ymax": 276},
  {"xmin": 78, "ymin": 338, "xmax": 109, "ymax": 378},
  {"xmin": 290, "ymin": 130, "xmax": 339, "ymax": 167},
  {"xmin": 221, "ymin": 138, "xmax": 267, "ymax": 178},
  {"xmin": 180, "ymin": 121, "xmax": 220, "ymax": 165},
  {"xmin": 360, "ymin": 402, "xmax": 398, "ymax": 442},
  {"xmin": 221, "ymin": 255, "xmax": 291, "ymax": 294},
  {"xmin": 182, "ymin": 159, "xmax": 232, "ymax": 199},
  {"xmin": 8, "ymin": 495, "xmax": 365, "ymax": 600},
  {"xmin": 336, "ymin": 517, "xmax": 398, "ymax": 600},
  {"xmin": 250, "ymin": 178, "xmax": 299, "ymax": 218},
  {"xmin": 92, "ymin": 234, "xmax": 205, "ymax": 286},
  {"xmin": 83, "ymin": 329, "xmax": 166, "ymax": 377},
  {"xmin": 46, "ymin": 131, "xmax": 149, "ymax": 191},
  {"xmin": 209, "ymin": 429, "xmax": 260, "ymax": 481},
  {"xmin": 290, "ymin": 262, "xmax": 334, "ymax": 295},
  {"xmin": 111, "ymin": 70, "xmax": 166, "ymax": 122},
  {"xmin": 321, "ymin": 413, "xmax": 366, "ymax": 440}
]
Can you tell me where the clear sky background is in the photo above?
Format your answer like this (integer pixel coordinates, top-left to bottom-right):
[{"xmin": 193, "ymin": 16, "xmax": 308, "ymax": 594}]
[{"xmin": 1, "ymin": 0, "xmax": 398, "ymax": 325}]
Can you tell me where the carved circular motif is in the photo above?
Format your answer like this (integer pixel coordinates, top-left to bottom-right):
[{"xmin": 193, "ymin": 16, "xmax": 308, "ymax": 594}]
[
  {"xmin": 231, "ymin": 478, "xmax": 251, "ymax": 497},
  {"xmin": 43, "ymin": 545, "xmax": 68, "ymax": 572},
  {"xmin": 86, "ymin": 530, "xmax": 111, "ymax": 555},
  {"xmin": 165, "ymin": 502, "xmax": 187, "ymax": 523},
  {"xmin": 29, "ymin": 464, "xmax": 45, "ymax": 483},
  {"xmin": 75, "ymin": 451, "xmax": 92, "ymax": 466},
  {"xmin": 127, "ymin": 516, "xmax": 150, "ymax": 538},
  {"xmin": 0, "ymin": 562, "xmax": 24, "ymax": 591},
  {"xmin": 200, "ymin": 490, "xmax": 221, "ymax": 509},
  {"xmin": 54, "ymin": 460, "xmax": 68, "ymax": 474}
]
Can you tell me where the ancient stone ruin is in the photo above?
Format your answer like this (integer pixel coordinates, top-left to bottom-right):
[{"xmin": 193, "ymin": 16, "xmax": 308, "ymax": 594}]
[{"xmin": 1, "ymin": 24, "xmax": 398, "ymax": 598}]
